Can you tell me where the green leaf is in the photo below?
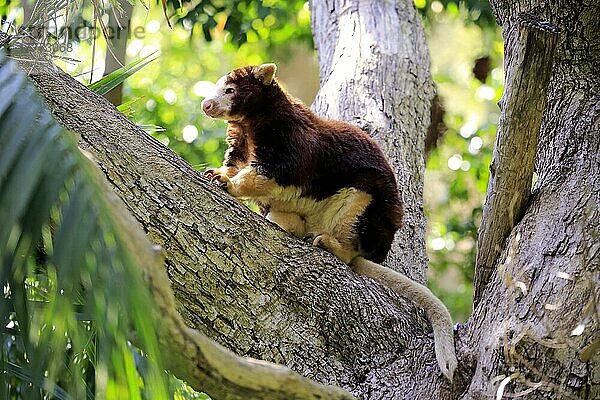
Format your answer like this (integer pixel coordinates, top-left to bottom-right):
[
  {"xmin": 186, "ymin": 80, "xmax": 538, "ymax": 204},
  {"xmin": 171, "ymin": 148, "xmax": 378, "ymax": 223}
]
[
  {"xmin": 0, "ymin": 52, "xmax": 169, "ymax": 399},
  {"xmin": 5, "ymin": 362, "xmax": 71, "ymax": 400},
  {"xmin": 87, "ymin": 52, "xmax": 159, "ymax": 95},
  {"xmin": 116, "ymin": 97, "xmax": 143, "ymax": 117}
]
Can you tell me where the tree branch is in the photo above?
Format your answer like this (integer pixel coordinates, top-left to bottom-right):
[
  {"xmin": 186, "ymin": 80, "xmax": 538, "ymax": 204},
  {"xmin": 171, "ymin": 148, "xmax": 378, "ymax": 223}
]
[
  {"xmin": 473, "ymin": 13, "xmax": 559, "ymax": 305},
  {"xmin": 20, "ymin": 58, "xmax": 450, "ymax": 398},
  {"xmin": 460, "ymin": 2, "xmax": 599, "ymax": 395},
  {"xmin": 309, "ymin": 0, "xmax": 434, "ymax": 281},
  {"xmin": 104, "ymin": 179, "xmax": 355, "ymax": 400}
]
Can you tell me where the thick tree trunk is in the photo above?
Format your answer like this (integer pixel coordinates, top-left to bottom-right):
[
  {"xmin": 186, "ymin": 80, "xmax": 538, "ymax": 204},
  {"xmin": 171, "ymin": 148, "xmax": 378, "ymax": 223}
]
[
  {"xmin": 20, "ymin": 0, "xmax": 451, "ymax": 392},
  {"xmin": 13, "ymin": 0, "xmax": 599, "ymax": 398},
  {"xmin": 474, "ymin": 12, "xmax": 559, "ymax": 306},
  {"xmin": 462, "ymin": 1, "xmax": 600, "ymax": 398},
  {"xmin": 310, "ymin": 0, "xmax": 433, "ymax": 281}
]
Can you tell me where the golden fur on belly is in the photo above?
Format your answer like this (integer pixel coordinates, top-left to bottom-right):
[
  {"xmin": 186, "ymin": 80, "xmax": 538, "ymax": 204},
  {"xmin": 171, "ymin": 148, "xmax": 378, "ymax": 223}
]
[{"xmin": 257, "ymin": 185, "xmax": 372, "ymax": 248}]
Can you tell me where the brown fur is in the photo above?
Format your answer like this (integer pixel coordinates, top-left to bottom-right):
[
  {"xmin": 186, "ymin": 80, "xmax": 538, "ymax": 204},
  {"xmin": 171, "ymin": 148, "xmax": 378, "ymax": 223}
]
[
  {"xmin": 201, "ymin": 64, "xmax": 457, "ymax": 380},
  {"xmin": 202, "ymin": 64, "xmax": 403, "ymax": 263}
]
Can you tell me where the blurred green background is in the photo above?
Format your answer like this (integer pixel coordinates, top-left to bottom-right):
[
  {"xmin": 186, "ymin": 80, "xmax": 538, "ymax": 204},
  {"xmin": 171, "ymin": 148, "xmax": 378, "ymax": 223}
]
[{"xmin": 5, "ymin": 0, "xmax": 504, "ymax": 323}]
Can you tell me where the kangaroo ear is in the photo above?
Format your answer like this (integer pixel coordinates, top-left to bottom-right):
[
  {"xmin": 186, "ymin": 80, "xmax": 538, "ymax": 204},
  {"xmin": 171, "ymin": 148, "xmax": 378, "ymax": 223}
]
[{"xmin": 254, "ymin": 63, "xmax": 277, "ymax": 85}]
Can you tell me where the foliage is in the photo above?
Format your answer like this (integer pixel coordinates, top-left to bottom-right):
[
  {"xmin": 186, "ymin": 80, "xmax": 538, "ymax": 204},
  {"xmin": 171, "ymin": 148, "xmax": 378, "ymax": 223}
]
[
  {"xmin": 166, "ymin": 0, "xmax": 312, "ymax": 47},
  {"xmin": 171, "ymin": 377, "xmax": 212, "ymax": 400},
  {"xmin": 0, "ymin": 53, "xmax": 169, "ymax": 398},
  {"xmin": 8, "ymin": 0, "xmax": 502, "ymax": 323},
  {"xmin": 0, "ymin": 0, "xmax": 17, "ymax": 21},
  {"xmin": 423, "ymin": 6, "xmax": 503, "ymax": 321},
  {"xmin": 87, "ymin": 51, "xmax": 159, "ymax": 95},
  {"xmin": 415, "ymin": 0, "xmax": 495, "ymax": 26}
]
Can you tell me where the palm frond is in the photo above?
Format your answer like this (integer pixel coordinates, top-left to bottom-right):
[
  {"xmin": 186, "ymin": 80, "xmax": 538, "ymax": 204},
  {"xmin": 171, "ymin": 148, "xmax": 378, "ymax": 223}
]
[
  {"xmin": 2, "ymin": 0, "xmax": 148, "ymax": 63},
  {"xmin": 87, "ymin": 52, "xmax": 159, "ymax": 95},
  {"xmin": 116, "ymin": 96, "xmax": 143, "ymax": 117},
  {"xmin": 0, "ymin": 52, "xmax": 169, "ymax": 399}
]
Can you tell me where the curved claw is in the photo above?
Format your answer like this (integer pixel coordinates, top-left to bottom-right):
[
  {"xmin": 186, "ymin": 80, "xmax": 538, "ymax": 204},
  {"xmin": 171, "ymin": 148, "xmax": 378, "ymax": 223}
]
[
  {"xmin": 312, "ymin": 235, "xmax": 323, "ymax": 247},
  {"xmin": 302, "ymin": 232, "xmax": 316, "ymax": 242},
  {"xmin": 215, "ymin": 178, "xmax": 228, "ymax": 189},
  {"xmin": 202, "ymin": 168, "xmax": 217, "ymax": 179},
  {"xmin": 202, "ymin": 168, "xmax": 228, "ymax": 190}
]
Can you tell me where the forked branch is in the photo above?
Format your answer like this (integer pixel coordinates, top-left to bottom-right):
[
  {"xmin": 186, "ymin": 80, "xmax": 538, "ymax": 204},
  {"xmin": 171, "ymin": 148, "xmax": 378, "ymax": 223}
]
[
  {"xmin": 17, "ymin": 58, "xmax": 357, "ymax": 400},
  {"xmin": 474, "ymin": 13, "xmax": 560, "ymax": 305}
]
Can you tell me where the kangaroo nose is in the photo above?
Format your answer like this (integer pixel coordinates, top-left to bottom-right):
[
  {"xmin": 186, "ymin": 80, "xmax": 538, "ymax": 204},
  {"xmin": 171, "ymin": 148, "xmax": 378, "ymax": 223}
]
[{"xmin": 202, "ymin": 99, "xmax": 215, "ymax": 114}]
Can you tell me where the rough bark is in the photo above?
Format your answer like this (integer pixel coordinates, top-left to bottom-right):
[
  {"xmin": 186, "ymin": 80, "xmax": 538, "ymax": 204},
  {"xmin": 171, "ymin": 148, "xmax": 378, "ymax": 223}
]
[
  {"xmin": 310, "ymin": 0, "xmax": 434, "ymax": 281},
  {"xmin": 474, "ymin": 12, "xmax": 560, "ymax": 306},
  {"xmin": 21, "ymin": 47, "xmax": 451, "ymax": 400},
  {"xmin": 102, "ymin": 171, "xmax": 355, "ymax": 400},
  {"xmin": 462, "ymin": 1, "xmax": 600, "ymax": 398}
]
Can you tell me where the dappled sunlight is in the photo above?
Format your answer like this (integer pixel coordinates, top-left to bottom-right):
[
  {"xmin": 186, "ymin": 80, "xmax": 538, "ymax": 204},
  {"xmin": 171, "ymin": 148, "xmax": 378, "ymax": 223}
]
[
  {"xmin": 422, "ymin": 4, "xmax": 503, "ymax": 321},
  {"xmin": 48, "ymin": 1, "xmax": 499, "ymax": 323}
]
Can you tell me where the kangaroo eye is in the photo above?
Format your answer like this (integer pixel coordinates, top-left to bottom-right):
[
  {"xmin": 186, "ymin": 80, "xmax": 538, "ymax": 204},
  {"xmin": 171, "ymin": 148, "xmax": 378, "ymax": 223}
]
[{"xmin": 225, "ymin": 88, "xmax": 235, "ymax": 94}]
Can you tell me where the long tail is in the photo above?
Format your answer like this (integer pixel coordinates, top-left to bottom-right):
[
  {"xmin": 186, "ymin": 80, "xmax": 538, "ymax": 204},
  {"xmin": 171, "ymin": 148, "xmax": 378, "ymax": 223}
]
[{"xmin": 351, "ymin": 257, "xmax": 457, "ymax": 381}]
